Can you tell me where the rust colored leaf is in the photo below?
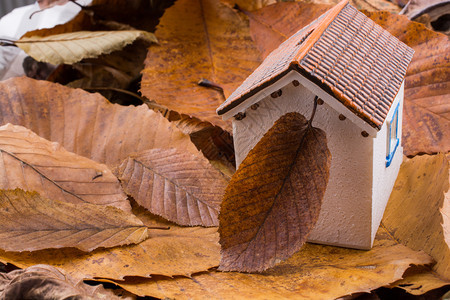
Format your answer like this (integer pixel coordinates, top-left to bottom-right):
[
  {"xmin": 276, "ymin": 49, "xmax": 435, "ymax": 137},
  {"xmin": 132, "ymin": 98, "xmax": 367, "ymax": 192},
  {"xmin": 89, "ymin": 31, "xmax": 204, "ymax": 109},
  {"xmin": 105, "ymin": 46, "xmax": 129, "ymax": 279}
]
[
  {"xmin": 302, "ymin": 0, "xmax": 400, "ymax": 12},
  {"xmin": 114, "ymin": 148, "xmax": 228, "ymax": 226},
  {"xmin": 0, "ymin": 124, "xmax": 129, "ymax": 212},
  {"xmin": 108, "ymin": 227, "xmax": 432, "ymax": 299},
  {"xmin": 382, "ymin": 154, "xmax": 450, "ymax": 281},
  {"xmin": 365, "ymin": 12, "xmax": 450, "ymax": 156},
  {"xmin": 0, "ymin": 265, "xmax": 122, "ymax": 300},
  {"xmin": 140, "ymin": 0, "xmax": 261, "ymax": 132},
  {"xmin": 0, "ymin": 77, "xmax": 198, "ymax": 169},
  {"xmin": 0, "ymin": 203, "xmax": 220, "ymax": 281},
  {"xmin": 221, "ymin": 0, "xmax": 276, "ymax": 11},
  {"xmin": 0, "ymin": 189, "xmax": 147, "ymax": 252},
  {"xmin": 243, "ymin": 2, "xmax": 332, "ymax": 58},
  {"xmin": 219, "ymin": 112, "xmax": 331, "ymax": 272}
]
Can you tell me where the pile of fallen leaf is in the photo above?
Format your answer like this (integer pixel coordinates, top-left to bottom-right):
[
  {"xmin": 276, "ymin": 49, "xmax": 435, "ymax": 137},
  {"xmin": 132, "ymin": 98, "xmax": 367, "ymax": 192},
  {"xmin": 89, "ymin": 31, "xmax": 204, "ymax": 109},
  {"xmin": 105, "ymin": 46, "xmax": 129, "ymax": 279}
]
[{"xmin": 0, "ymin": 0, "xmax": 448, "ymax": 299}]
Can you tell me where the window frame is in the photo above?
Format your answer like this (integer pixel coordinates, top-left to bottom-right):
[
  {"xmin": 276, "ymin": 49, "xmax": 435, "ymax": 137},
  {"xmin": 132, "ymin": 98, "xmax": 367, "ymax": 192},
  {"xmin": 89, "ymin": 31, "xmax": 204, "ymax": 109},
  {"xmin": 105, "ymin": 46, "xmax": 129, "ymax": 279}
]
[{"xmin": 386, "ymin": 102, "xmax": 400, "ymax": 167}]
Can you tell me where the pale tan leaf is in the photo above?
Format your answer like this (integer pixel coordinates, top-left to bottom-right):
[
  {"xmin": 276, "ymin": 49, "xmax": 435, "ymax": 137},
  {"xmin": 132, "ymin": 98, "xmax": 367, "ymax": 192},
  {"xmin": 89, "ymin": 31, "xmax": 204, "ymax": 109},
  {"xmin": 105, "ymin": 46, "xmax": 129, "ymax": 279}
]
[
  {"xmin": 0, "ymin": 264, "xmax": 122, "ymax": 300},
  {"xmin": 114, "ymin": 148, "xmax": 228, "ymax": 227},
  {"xmin": 0, "ymin": 189, "xmax": 147, "ymax": 252},
  {"xmin": 140, "ymin": 0, "xmax": 261, "ymax": 131},
  {"xmin": 108, "ymin": 228, "xmax": 432, "ymax": 299},
  {"xmin": 443, "ymin": 187, "xmax": 450, "ymax": 249},
  {"xmin": 219, "ymin": 112, "xmax": 331, "ymax": 272},
  {"xmin": 0, "ymin": 77, "xmax": 198, "ymax": 169},
  {"xmin": 0, "ymin": 124, "xmax": 129, "ymax": 212},
  {"xmin": 0, "ymin": 203, "xmax": 220, "ymax": 281},
  {"xmin": 16, "ymin": 30, "xmax": 157, "ymax": 65},
  {"xmin": 382, "ymin": 154, "xmax": 450, "ymax": 279}
]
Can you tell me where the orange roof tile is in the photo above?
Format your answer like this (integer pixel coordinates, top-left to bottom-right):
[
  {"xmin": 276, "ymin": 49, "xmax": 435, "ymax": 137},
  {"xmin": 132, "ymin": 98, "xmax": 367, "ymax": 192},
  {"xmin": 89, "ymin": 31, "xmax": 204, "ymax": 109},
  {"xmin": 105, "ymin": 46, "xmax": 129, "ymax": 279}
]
[{"xmin": 216, "ymin": 0, "xmax": 414, "ymax": 130}]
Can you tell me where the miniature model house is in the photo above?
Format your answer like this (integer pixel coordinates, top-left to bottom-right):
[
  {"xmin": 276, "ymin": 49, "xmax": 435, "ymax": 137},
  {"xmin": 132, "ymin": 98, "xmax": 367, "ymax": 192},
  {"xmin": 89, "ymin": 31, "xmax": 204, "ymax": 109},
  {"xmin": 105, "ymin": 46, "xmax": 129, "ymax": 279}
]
[{"xmin": 217, "ymin": 0, "xmax": 414, "ymax": 249}]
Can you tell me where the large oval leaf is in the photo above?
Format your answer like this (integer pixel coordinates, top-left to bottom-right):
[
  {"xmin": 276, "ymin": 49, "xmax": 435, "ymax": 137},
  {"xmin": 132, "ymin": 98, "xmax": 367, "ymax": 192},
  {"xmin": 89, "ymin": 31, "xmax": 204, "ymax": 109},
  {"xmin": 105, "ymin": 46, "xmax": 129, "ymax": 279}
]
[
  {"xmin": 0, "ymin": 204, "xmax": 220, "ymax": 280},
  {"xmin": 0, "ymin": 77, "xmax": 198, "ymax": 169},
  {"xmin": 219, "ymin": 112, "xmax": 331, "ymax": 272},
  {"xmin": 0, "ymin": 124, "xmax": 129, "ymax": 212},
  {"xmin": 114, "ymin": 148, "xmax": 229, "ymax": 226},
  {"xmin": 0, "ymin": 189, "xmax": 147, "ymax": 252},
  {"xmin": 140, "ymin": 0, "xmax": 261, "ymax": 131},
  {"xmin": 16, "ymin": 30, "xmax": 157, "ymax": 65}
]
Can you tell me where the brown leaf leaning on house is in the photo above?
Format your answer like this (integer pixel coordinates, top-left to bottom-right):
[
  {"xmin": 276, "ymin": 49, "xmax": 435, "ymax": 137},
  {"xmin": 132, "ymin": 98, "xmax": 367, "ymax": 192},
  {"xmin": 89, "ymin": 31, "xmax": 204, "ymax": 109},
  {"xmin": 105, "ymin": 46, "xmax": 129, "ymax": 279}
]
[{"xmin": 219, "ymin": 112, "xmax": 331, "ymax": 272}]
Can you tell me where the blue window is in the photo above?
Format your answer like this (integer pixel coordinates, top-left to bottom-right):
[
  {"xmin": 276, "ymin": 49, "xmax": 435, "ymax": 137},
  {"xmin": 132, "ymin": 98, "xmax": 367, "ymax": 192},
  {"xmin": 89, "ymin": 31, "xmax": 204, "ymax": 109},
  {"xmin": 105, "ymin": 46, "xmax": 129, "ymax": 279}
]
[{"xmin": 386, "ymin": 103, "xmax": 400, "ymax": 167}]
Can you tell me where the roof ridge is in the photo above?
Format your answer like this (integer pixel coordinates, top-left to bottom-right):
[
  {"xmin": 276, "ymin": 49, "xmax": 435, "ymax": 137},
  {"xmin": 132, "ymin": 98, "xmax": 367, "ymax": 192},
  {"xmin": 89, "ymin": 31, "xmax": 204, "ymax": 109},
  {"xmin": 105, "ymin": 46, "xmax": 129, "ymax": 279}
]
[{"xmin": 292, "ymin": 0, "xmax": 349, "ymax": 64}]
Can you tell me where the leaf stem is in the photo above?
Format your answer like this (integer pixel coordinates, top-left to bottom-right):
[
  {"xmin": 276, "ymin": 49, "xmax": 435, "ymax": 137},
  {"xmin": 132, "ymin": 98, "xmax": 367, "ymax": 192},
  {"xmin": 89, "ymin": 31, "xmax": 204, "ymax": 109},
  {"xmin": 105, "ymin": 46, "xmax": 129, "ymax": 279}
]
[
  {"xmin": 147, "ymin": 226, "xmax": 170, "ymax": 230},
  {"xmin": 309, "ymin": 96, "xmax": 318, "ymax": 127}
]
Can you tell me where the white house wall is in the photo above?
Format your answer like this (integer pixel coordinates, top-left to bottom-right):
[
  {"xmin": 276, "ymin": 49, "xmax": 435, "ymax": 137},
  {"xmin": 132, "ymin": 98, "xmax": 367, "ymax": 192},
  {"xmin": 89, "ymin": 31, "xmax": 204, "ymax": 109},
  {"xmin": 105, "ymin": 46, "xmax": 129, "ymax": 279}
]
[
  {"xmin": 232, "ymin": 76, "xmax": 374, "ymax": 249},
  {"xmin": 371, "ymin": 81, "xmax": 404, "ymax": 242}
]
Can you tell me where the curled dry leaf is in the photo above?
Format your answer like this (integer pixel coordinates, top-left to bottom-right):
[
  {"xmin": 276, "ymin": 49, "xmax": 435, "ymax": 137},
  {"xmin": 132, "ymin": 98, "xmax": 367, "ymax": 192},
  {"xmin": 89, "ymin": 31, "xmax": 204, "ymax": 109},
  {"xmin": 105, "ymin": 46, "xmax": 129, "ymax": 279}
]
[
  {"xmin": 0, "ymin": 189, "xmax": 147, "ymax": 252},
  {"xmin": 114, "ymin": 148, "xmax": 228, "ymax": 227},
  {"xmin": 0, "ymin": 124, "xmax": 129, "ymax": 212},
  {"xmin": 219, "ymin": 112, "xmax": 331, "ymax": 272},
  {"xmin": 16, "ymin": 30, "xmax": 157, "ymax": 65},
  {"xmin": 0, "ymin": 77, "xmax": 198, "ymax": 169},
  {"xmin": 140, "ymin": 0, "xmax": 261, "ymax": 132},
  {"xmin": 381, "ymin": 154, "xmax": 450, "ymax": 293},
  {"xmin": 0, "ymin": 204, "xmax": 220, "ymax": 281},
  {"xmin": 443, "ymin": 188, "xmax": 450, "ymax": 248},
  {"xmin": 109, "ymin": 228, "xmax": 432, "ymax": 299},
  {"xmin": 0, "ymin": 264, "xmax": 122, "ymax": 300},
  {"xmin": 365, "ymin": 11, "xmax": 450, "ymax": 156}
]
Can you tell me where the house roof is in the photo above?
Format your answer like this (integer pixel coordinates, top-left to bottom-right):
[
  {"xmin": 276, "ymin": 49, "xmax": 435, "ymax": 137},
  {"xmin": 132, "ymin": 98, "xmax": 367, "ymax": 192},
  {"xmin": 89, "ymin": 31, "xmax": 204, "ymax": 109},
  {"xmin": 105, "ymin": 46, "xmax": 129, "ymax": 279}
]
[{"xmin": 216, "ymin": 0, "xmax": 414, "ymax": 130}]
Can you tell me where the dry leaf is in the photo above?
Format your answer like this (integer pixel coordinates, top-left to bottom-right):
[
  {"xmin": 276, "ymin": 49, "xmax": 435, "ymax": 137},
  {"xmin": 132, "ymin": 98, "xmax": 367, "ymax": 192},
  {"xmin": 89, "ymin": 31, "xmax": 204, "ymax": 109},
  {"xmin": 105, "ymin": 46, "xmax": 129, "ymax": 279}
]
[
  {"xmin": 140, "ymin": 0, "xmax": 261, "ymax": 132},
  {"xmin": 400, "ymin": 0, "xmax": 448, "ymax": 20},
  {"xmin": 0, "ymin": 264, "xmax": 122, "ymax": 300},
  {"xmin": 391, "ymin": 270, "xmax": 450, "ymax": 295},
  {"xmin": 221, "ymin": 0, "xmax": 276, "ymax": 11},
  {"xmin": 108, "ymin": 228, "xmax": 432, "ymax": 299},
  {"xmin": 22, "ymin": 11, "xmax": 95, "ymax": 38},
  {"xmin": 167, "ymin": 111, "xmax": 236, "ymax": 171},
  {"xmin": 114, "ymin": 148, "xmax": 228, "ymax": 227},
  {"xmin": 0, "ymin": 77, "xmax": 198, "ymax": 169},
  {"xmin": 302, "ymin": 0, "xmax": 400, "ymax": 12},
  {"xmin": 243, "ymin": 2, "xmax": 332, "ymax": 58},
  {"xmin": 381, "ymin": 154, "xmax": 449, "ymax": 284},
  {"xmin": 0, "ymin": 124, "xmax": 129, "ymax": 212},
  {"xmin": 15, "ymin": 30, "xmax": 157, "ymax": 65},
  {"xmin": 219, "ymin": 112, "xmax": 331, "ymax": 272},
  {"xmin": 0, "ymin": 204, "xmax": 220, "ymax": 281},
  {"xmin": 0, "ymin": 189, "xmax": 147, "ymax": 252},
  {"xmin": 443, "ymin": 188, "xmax": 450, "ymax": 248},
  {"xmin": 365, "ymin": 11, "xmax": 450, "ymax": 156}
]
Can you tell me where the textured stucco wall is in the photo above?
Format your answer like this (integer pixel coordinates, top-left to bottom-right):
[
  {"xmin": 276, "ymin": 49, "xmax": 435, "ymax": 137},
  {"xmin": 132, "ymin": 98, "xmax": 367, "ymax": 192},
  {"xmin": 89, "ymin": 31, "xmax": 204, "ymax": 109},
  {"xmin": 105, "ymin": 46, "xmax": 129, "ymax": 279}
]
[{"xmin": 232, "ymin": 73, "xmax": 375, "ymax": 249}]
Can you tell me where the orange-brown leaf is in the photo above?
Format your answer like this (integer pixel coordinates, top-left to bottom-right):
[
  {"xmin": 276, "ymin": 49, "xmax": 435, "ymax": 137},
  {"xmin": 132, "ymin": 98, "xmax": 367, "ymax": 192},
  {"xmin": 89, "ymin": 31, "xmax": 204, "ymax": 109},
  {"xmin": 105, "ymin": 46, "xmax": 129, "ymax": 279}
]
[
  {"xmin": 114, "ymin": 148, "xmax": 229, "ymax": 226},
  {"xmin": 0, "ymin": 189, "xmax": 147, "ymax": 252},
  {"xmin": 365, "ymin": 12, "xmax": 450, "ymax": 156},
  {"xmin": 381, "ymin": 154, "xmax": 450, "ymax": 279},
  {"xmin": 243, "ymin": 2, "xmax": 332, "ymax": 58},
  {"xmin": 109, "ymin": 228, "xmax": 432, "ymax": 299},
  {"xmin": 140, "ymin": 0, "xmax": 261, "ymax": 132},
  {"xmin": 219, "ymin": 112, "xmax": 331, "ymax": 272},
  {"xmin": 0, "ymin": 77, "xmax": 198, "ymax": 169},
  {"xmin": 0, "ymin": 124, "xmax": 129, "ymax": 212}
]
